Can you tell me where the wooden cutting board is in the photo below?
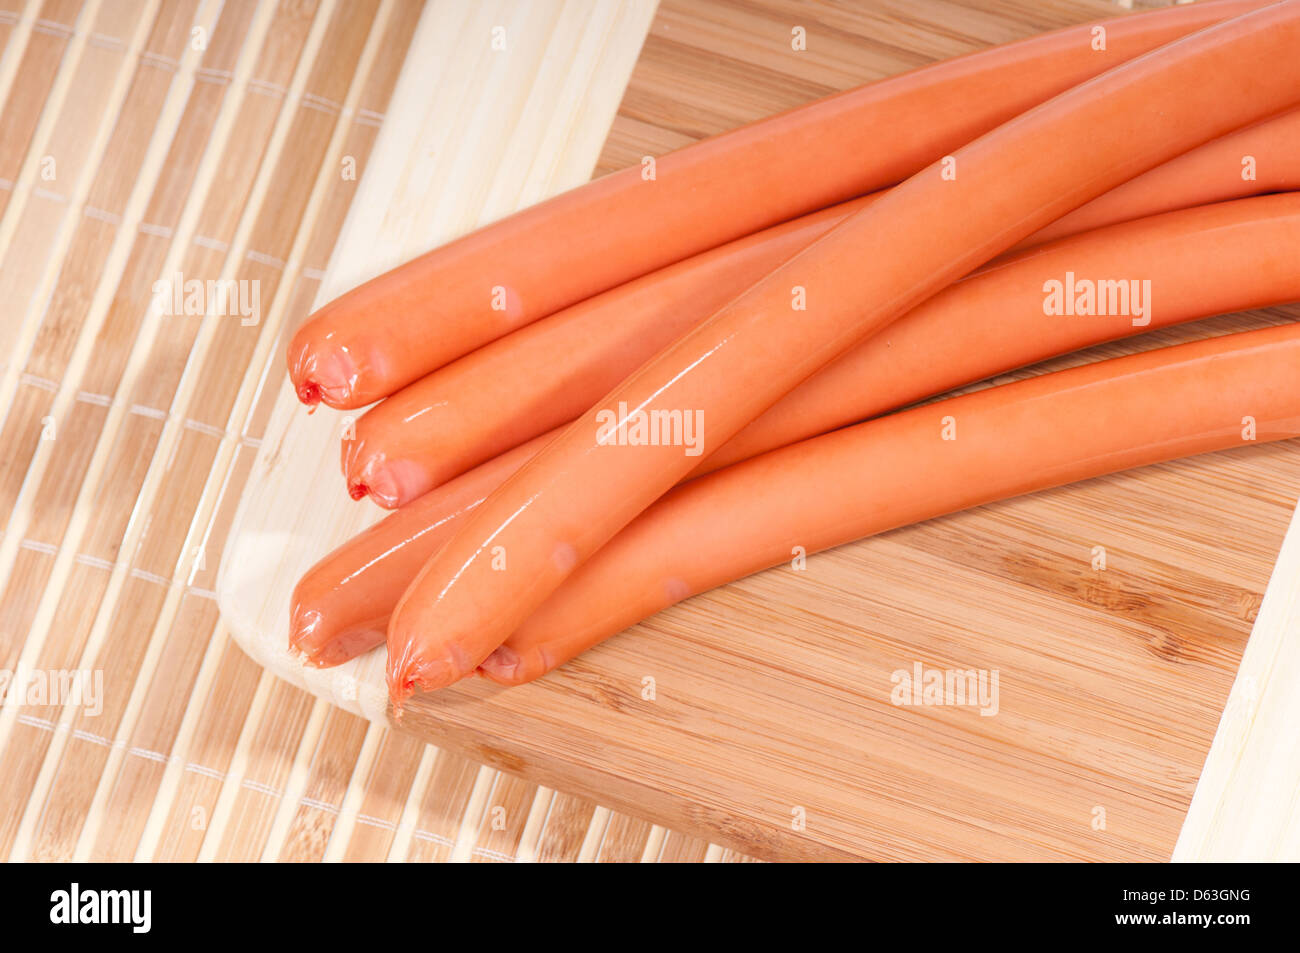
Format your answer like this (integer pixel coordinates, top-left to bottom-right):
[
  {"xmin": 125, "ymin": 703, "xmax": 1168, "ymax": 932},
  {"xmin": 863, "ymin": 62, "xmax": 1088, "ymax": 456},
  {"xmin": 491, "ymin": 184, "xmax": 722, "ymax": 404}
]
[{"xmin": 219, "ymin": 0, "xmax": 1300, "ymax": 861}]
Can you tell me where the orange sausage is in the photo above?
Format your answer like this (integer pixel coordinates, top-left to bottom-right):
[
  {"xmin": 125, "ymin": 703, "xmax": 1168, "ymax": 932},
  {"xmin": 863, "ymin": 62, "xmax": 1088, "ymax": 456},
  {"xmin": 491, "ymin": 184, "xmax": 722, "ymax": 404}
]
[
  {"xmin": 482, "ymin": 323, "xmax": 1300, "ymax": 684},
  {"xmin": 290, "ymin": 194, "xmax": 1300, "ymax": 667},
  {"xmin": 348, "ymin": 103, "xmax": 1300, "ymax": 510},
  {"xmin": 386, "ymin": 4, "xmax": 1300, "ymax": 702},
  {"xmin": 1018, "ymin": 105, "xmax": 1300, "ymax": 250},
  {"xmin": 290, "ymin": 433, "xmax": 554, "ymax": 666},
  {"xmin": 341, "ymin": 197, "xmax": 878, "ymax": 507},
  {"xmin": 699, "ymin": 192, "xmax": 1300, "ymax": 475},
  {"xmin": 286, "ymin": 0, "xmax": 1272, "ymax": 410}
]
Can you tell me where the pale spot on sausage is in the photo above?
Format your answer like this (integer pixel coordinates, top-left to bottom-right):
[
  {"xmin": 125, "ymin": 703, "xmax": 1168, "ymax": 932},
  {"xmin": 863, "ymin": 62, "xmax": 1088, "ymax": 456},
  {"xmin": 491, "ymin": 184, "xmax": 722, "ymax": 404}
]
[
  {"xmin": 551, "ymin": 541, "xmax": 579, "ymax": 572},
  {"xmin": 663, "ymin": 577, "xmax": 691, "ymax": 602}
]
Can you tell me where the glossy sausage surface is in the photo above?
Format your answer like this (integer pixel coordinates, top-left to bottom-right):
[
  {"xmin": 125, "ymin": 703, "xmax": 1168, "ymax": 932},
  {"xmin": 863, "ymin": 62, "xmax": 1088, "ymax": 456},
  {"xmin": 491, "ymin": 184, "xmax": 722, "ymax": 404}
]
[
  {"xmin": 290, "ymin": 434, "xmax": 553, "ymax": 666},
  {"xmin": 342, "ymin": 197, "xmax": 877, "ymax": 506},
  {"xmin": 484, "ymin": 323, "xmax": 1300, "ymax": 683},
  {"xmin": 286, "ymin": 0, "xmax": 1272, "ymax": 409},
  {"xmin": 290, "ymin": 194, "xmax": 1300, "ymax": 667},
  {"xmin": 387, "ymin": 4, "xmax": 1300, "ymax": 701},
  {"xmin": 348, "ymin": 107, "xmax": 1300, "ymax": 508}
]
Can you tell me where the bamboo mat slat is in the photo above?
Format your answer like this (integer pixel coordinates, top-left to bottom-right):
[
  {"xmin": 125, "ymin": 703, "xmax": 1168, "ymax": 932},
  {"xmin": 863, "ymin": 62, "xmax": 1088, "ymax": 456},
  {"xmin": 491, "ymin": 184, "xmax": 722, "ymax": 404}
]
[{"xmin": 0, "ymin": 0, "xmax": 739, "ymax": 864}]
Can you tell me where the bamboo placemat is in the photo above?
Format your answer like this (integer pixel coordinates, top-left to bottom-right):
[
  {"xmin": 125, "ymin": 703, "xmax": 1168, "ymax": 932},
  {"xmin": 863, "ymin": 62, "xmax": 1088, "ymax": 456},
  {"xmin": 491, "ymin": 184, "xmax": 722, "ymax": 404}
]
[{"xmin": 0, "ymin": 0, "xmax": 752, "ymax": 862}]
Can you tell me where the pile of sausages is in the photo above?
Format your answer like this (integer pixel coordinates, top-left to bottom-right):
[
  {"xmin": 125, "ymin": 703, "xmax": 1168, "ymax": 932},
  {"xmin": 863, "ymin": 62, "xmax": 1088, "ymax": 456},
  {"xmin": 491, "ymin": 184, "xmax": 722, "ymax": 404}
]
[{"xmin": 285, "ymin": 0, "xmax": 1300, "ymax": 706}]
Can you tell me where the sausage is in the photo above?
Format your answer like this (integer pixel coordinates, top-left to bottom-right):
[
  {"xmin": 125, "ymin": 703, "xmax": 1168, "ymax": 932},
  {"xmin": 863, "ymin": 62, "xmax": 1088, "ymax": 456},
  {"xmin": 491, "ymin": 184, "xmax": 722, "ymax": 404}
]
[
  {"xmin": 347, "ymin": 105, "xmax": 1300, "ymax": 509},
  {"xmin": 1018, "ymin": 105, "xmax": 1300, "ymax": 250},
  {"xmin": 699, "ymin": 192, "xmax": 1300, "ymax": 475},
  {"xmin": 483, "ymin": 322, "xmax": 1300, "ymax": 683},
  {"xmin": 341, "ymin": 196, "xmax": 878, "ymax": 507},
  {"xmin": 290, "ymin": 193, "xmax": 1300, "ymax": 667},
  {"xmin": 290, "ymin": 433, "xmax": 555, "ymax": 666},
  {"xmin": 385, "ymin": 4, "xmax": 1300, "ymax": 702},
  {"xmin": 286, "ymin": 0, "xmax": 1272, "ymax": 410}
]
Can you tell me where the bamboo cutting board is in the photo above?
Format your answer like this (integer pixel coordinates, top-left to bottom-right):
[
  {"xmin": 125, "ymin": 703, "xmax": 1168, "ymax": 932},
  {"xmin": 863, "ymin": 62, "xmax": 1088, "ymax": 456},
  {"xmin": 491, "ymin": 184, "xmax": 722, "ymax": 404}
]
[{"xmin": 220, "ymin": 0, "xmax": 1300, "ymax": 861}]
